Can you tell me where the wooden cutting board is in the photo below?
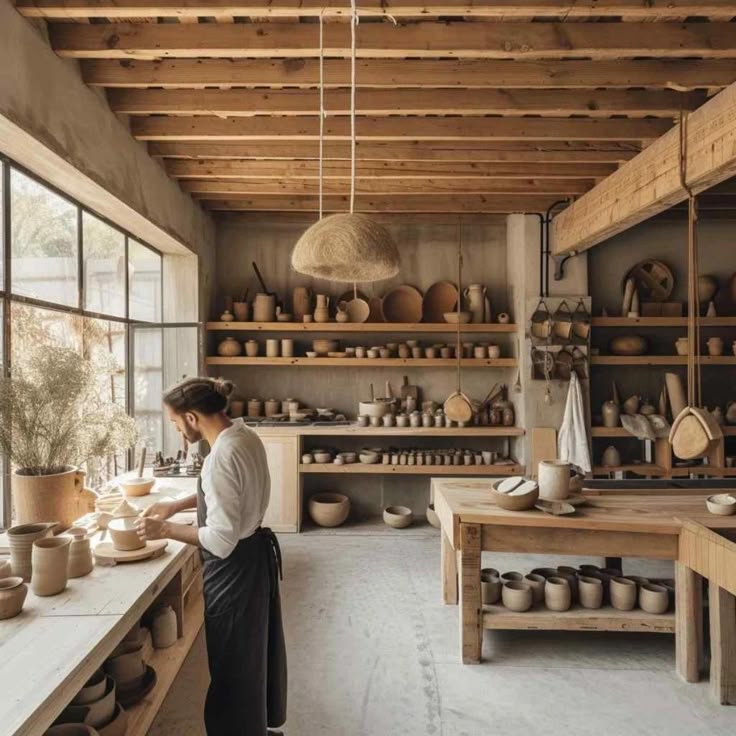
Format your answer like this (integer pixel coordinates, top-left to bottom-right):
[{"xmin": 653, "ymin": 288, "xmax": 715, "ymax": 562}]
[
  {"xmin": 531, "ymin": 427, "xmax": 557, "ymax": 479},
  {"xmin": 94, "ymin": 540, "xmax": 168, "ymax": 566}
]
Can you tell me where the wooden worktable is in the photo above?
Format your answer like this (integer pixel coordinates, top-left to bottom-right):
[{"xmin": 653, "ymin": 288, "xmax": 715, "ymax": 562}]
[{"xmin": 432, "ymin": 478, "xmax": 736, "ymax": 674}]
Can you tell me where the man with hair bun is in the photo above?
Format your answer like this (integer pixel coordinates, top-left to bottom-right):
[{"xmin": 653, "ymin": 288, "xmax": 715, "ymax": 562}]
[{"xmin": 136, "ymin": 376, "xmax": 286, "ymax": 736}]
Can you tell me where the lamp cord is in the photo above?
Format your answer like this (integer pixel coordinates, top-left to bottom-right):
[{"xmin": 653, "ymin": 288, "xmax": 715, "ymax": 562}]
[
  {"xmin": 318, "ymin": 11, "xmax": 325, "ymax": 220},
  {"xmin": 456, "ymin": 224, "xmax": 463, "ymax": 393},
  {"xmin": 350, "ymin": 0, "xmax": 357, "ymax": 214}
]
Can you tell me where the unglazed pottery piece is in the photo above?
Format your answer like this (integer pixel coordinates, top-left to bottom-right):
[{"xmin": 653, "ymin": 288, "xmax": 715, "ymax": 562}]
[
  {"xmin": 0, "ymin": 576, "xmax": 27, "ymax": 620},
  {"xmin": 383, "ymin": 505, "xmax": 413, "ymax": 529},
  {"xmin": 706, "ymin": 493, "xmax": 736, "ymax": 515},
  {"xmin": 119, "ymin": 478, "xmax": 155, "ymax": 498},
  {"xmin": 0, "ymin": 559, "xmax": 11, "ymax": 579},
  {"xmin": 72, "ymin": 668, "xmax": 107, "ymax": 705},
  {"xmin": 501, "ymin": 581, "xmax": 533, "ymax": 612},
  {"xmin": 530, "ymin": 567, "xmax": 558, "ymax": 579},
  {"xmin": 292, "ymin": 287, "xmax": 312, "ymax": 321},
  {"xmin": 500, "ymin": 571, "xmax": 524, "ymax": 584},
  {"xmin": 609, "ymin": 335, "xmax": 648, "ymax": 356},
  {"xmin": 639, "ymin": 584, "xmax": 669, "ymax": 614},
  {"xmin": 610, "ymin": 577, "xmax": 637, "ymax": 611},
  {"xmin": 108, "ymin": 518, "xmax": 145, "ymax": 552},
  {"xmin": 491, "ymin": 479, "xmax": 538, "ymax": 511},
  {"xmin": 422, "ymin": 281, "xmax": 458, "ymax": 323},
  {"xmin": 104, "ymin": 646, "xmax": 145, "ymax": 686},
  {"xmin": 66, "ymin": 527, "xmax": 94, "ymax": 578},
  {"xmin": 152, "ymin": 605, "xmax": 178, "ymax": 649},
  {"xmin": 537, "ymin": 460, "xmax": 571, "ymax": 500},
  {"xmin": 707, "ymin": 336, "xmax": 724, "ymax": 357},
  {"xmin": 59, "ymin": 676, "xmax": 116, "ymax": 728},
  {"xmin": 31, "ymin": 536, "xmax": 71, "ymax": 597},
  {"xmin": 7, "ymin": 522, "xmax": 56, "ymax": 581},
  {"xmin": 601, "ymin": 400, "xmax": 620, "ymax": 428},
  {"xmin": 233, "ymin": 301, "xmax": 249, "ymax": 322},
  {"xmin": 382, "ymin": 285, "xmax": 423, "ymax": 324},
  {"xmin": 97, "ymin": 703, "xmax": 128, "ymax": 736},
  {"xmin": 481, "ymin": 569, "xmax": 501, "ymax": 605},
  {"xmin": 425, "ymin": 504, "xmax": 441, "ymax": 529},
  {"xmin": 545, "ymin": 577, "xmax": 572, "ymax": 612},
  {"xmin": 45, "ymin": 726, "xmax": 100, "ymax": 736},
  {"xmin": 116, "ymin": 665, "xmax": 157, "ymax": 709},
  {"xmin": 524, "ymin": 573, "xmax": 546, "ymax": 604},
  {"xmin": 443, "ymin": 311, "xmax": 472, "ymax": 324},
  {"xmin": 601, "ymin": 445, "xmax": 621, "ymax": 468},
  {"xmin": 578, "ymin": 575, "xmax": 604, "ymax": 609},
  {"xmin": 217, "ymin": 337, "xmax": 242, "ymax": 357},
  {"xmin": 252, "ymin": 293, "xmax": 276, "ymax": 322},
  {"xmin": 308, "ymin": 493, "xmax": 350, "ymax": 527}
]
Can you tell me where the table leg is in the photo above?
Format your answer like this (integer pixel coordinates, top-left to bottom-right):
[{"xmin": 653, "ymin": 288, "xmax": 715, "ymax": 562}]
[
  {"xmin": 709, "ymin": 584, "xmax": 736, "ymax": 705},
  {"xmin": 675, "ymin": 561, "xmax": 703, "ymax": 683},
  {"xmin": 459, "ymin": 523, "xmax": 482, "ymax": 664},
  {"xmin": 441, "ymin": 527, "xmax": 458, "ymax": 605}
]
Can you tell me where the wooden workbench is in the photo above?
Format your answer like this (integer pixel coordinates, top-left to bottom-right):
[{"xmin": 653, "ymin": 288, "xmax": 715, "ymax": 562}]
[{"xmin": 432, "ymin": 478, "xmax": 736, "ymax": 678}]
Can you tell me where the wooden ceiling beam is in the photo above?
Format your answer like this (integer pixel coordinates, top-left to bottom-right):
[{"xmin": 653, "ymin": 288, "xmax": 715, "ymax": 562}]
[
  {"xmin": 131, "ymin": 116, "xmax": 671, "ymax": 141},
  {"xmin": 163, "ymin": 159, "xmax": 616, "ymax": 179},
  {"xmin": 82, "ymin": 58, "xmax": 736, "ymax": 91},
  {"xmin": 50, "ymin": 21, "xmax": 736, "ymax": 60},
  {"xmin": 107, "ymin": 87, "xmax": 706, "ymax": 118},
  {"xmin": 17, "ymin": 1, "xmax": 736, "ymax": 20},
  {"xmin": 199, "ymin": 194, "xmax": 561, "ymax": 212},
  {"xmin": 552, "ymin": 81, "xmax": 736, "ymax": 255},
  {"xmin": 148, "ymin": 141, "xmax": 641, "ymax": 163}
]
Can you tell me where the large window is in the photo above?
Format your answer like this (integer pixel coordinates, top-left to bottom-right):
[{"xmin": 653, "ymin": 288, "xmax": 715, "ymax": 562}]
[{"xmin": 1, "ymin": 158, "xmax": 200, "ymax": 527}]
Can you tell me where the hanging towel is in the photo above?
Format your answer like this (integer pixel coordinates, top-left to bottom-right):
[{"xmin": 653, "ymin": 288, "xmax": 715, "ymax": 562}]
[{"xmin": 558, "ymin": 371, "xmax": 592, "ymax": 473}]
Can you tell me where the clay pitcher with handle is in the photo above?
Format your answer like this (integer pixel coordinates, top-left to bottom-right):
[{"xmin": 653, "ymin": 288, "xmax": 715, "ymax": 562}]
[{"xmin": 463, "ymin": 284, "xmax": 487, "ymax": 324}]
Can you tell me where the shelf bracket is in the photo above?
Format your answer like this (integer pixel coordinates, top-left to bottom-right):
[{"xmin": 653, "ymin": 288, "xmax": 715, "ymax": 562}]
[{"xmin": 551, "ymin": 252, "xmax": 576, "ymax": 281}]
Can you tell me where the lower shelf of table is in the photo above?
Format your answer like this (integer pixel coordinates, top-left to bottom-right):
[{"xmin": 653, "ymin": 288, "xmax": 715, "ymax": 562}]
[
  {"xmin": 300, "ymin": 463, "xmax": 524, "ymax": 475},
  {"xmin": 482, "ymin": 605, "xmax": 675, "ymax": 633}
]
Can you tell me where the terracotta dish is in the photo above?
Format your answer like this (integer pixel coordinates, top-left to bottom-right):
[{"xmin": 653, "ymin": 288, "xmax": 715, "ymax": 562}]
[
  {"xmin": 382, "ymin": 285, "xmax": 423, "ymax": 323},
  {"xmin": 423, "ymin": 281, "xmax": 458, "ymax": 323}
]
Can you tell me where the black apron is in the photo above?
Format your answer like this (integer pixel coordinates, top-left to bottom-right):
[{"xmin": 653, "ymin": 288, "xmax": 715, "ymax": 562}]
[{"xmin": 197, "ymin": 478, "xmax": 287, "ymax": 736}]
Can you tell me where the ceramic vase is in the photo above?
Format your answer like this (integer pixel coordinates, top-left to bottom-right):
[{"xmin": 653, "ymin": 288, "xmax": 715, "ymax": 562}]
[
  {"xmin": 610, "ymin": 577, "xmax": 637, "ymax": 611},
  {"xmin": 217, "ymin": 337, "xmax": 242, "ymax": 357},
  {"xmin": 152, "ymin": 605, "xmax": 178, "ymax": 648},
  {"xmin": 463, "ymin": 284, "xmax": 487, "ymax": 324},
  {"xmin": 601, "ymin": 400, "xmax": 620, "ymax": 427},
  {"xmin": 578, "ymin": 576, "xmax": 604, "ymax": 609},
  {"xmin": 244, "ymin": 340, "xmax": 259, "ymax": 357},
  {"xmin": 545, "ymin": 577, "xmax": 572, "ymax": 612},
  {"xmin": 537, "ymin": 460, "xmax": 571, "ymax": 500},
  {"xmin": 265, "ymin": 339, "xmax": 280, "ymax": 358},
  {"xmin": 31, "ymin": 536, "xmax": 71, "ymax": 596},
  {"xmin": 7, "ymin": 522, "xmax": 55, "ymax": 581},
  {"xmin": 292, "ymin": 287, "xmax": 312, "ymax": 321},
  {"xmin": 66, "ymin": 527, "xmax": 94, "ymax": 578},
  {"xmin": 252, "ymin": 293, "xmax": 276, "ymax": 322},
  {"xmin": 601, "ymin": 445, "xmax": 621, "ymax": 468},
  {"xmin": 233, "ymin": 301, "xmax": 249, "ymax": 321},
  {"xmin": 313, "ymin": 294, "xmax": 330, "ymax": 323},
  {"xmin": 264, "ymin": 399, "xmax": 280, "ymax": 417}
]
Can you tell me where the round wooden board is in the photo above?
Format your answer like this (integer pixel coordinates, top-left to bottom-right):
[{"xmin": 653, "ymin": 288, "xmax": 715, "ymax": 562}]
[
  {"xmin": 625, "ymin": 259, "xmax": 674, "ymax": 302},
  {"xmin": 423, "ymin": 281, "xmax": 458, "ymax": 323},
  {"xmin": 382, "ymin": 285, "xmax": 423, "ymax": 323},
  {"xmin": 672, "ymin": 414, "xmax": 710, "ymax": 460},
  {"xmin": 94, "ymin": 540, "xmax": 168, "ymax": 565}
]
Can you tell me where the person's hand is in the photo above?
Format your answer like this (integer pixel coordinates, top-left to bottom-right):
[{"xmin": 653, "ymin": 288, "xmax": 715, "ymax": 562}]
[
  {"xmin": 142, "ymin": 500, "xmax": 178, "ymax": 520},
  {"xmin": 135, "ymin": 516, "xmax": 169, "ymax": 542}
]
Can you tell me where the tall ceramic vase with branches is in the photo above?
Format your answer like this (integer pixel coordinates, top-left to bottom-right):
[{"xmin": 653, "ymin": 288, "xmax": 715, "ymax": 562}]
[{"xmin": 0, "ymin": 344, "xmax": 138, "ymax": 528}]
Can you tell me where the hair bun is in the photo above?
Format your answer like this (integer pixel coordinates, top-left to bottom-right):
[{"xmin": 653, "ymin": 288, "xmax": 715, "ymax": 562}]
[{"xmin": 212, "ymin": 378, "xmax": 235, "ymax": 399}]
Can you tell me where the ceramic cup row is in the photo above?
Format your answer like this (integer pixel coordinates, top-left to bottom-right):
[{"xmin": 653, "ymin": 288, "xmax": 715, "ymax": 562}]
[
  {"xmin": 303, "ymin": 448, "xmax": 499, "ymax": 466},
  {"xmin": 357, "ymin": 413, "xmax": 475, "ymax": 428},
  {"xmin": 481, "ymin": 565, "xmax": 674, "ymax": 614}
]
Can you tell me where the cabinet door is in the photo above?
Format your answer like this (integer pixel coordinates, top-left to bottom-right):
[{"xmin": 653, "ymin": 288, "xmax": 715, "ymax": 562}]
[{"xmin": 259, "ymin": 434, "xmax": 300, "ymax": 532}]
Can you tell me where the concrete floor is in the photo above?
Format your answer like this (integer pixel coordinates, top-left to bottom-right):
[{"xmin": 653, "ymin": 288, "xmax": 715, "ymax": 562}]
[{"xmin": 150, "ymin": 527, "xmax": 736, "ymax": 736}]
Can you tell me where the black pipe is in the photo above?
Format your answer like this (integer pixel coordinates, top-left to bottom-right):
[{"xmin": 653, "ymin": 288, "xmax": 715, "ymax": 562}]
[
  {"xmin": 531, "ymin": 212, "xmax": 545, "ymax": 297},
  {"xmin": 543, "ymin": 199, "xmax": 572, "ymax": 294}
]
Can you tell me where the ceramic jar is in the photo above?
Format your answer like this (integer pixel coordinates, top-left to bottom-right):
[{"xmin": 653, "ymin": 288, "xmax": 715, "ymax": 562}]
[
  {"xmin": 292, "ymin": 287, "xmax": 312, "ymax": 321},
  {"xmin": 309, "ymin": 493, "xmax": 350, "ymax": 528},
  {"xmin": 217, "ymin": 337, "xmax": 242, "ymax": 357},
  {"xmin": 487, "ymin": 344, "xmax": 501, "ymax": 359},
  {"xmin": 707, "ymin": 336, "xmax": 724, "ymax": 357},
  {"xmin": 252, "ymin": 293, "xmax": 276, "ymax": 322},
  {"xmin": 601, "ymin": 445, "xmax": 621, "ymax": 467},
  {"xmin": 244, "ymin": 340, "xmax": 259, "ymax": 357},
  {"xmin": 501, "ymin": 582, "xmax": 532, "ymax": 612},
  {"xmin": 314, "ymin": 294, "xmax": 330, "ymax": 323},
  {"xmin": 220, "ymin": 309, "xmax": 234, "ymax": 322},
  {"xmin": 233, "ymin": 301, "xmax": 249, "ymax": 321},
  {"xmin": 463, "ymin": 284, "xmax": 487, "ymax": 324},
  {"xmin": 248, "ymin": 399, "xmax": 263, "ymax": 417},
  {"xmin": 152, "ymin": 605, "xmax": 178, "ymax": 648},
  {"xmin": 601, "ymin": 400, "xmax": 620, "ymax": 428},
  {"xmin": 264, "ymin": 399, "xmax": 280, "ymax": 417},
  {"xmin": 538, "ymin": 460, "xmax": 571, "ymax": 500},
  {"xmin": 610, "ymin": 577, "xmax": 637, "ymax": 611},
  {"xmin": 639, "ymin": 583, "xmax": 669, "ymax": 614},
  {"xmin": 0, "ymin": 577, "xmax": 28, "ymax": 620},
  {"xmin": 31, "ymin": 536, "xmax": 71, "ymax": 596},
  {"xmin": 66, "ymin": 527, "xmax": 94, "ymax": 578},
  {"xmin": 545, "ymin": 577, "xmax": 571, "ymax": 612},
  {"xmin": 622, "ymin": 395, "xmax": 640, "ymax": 415},
  {"xmin": 266, "ymin": 339, "xmax": 280, "ymax": 358},
  {"xmin": 578, "ymin": 575, "xmax": 604, "ymax": 609},
  {"xmin": 7, "ymin": 522, "xmax": 55, "ymax": 581},
  {"xmin": 675, "ymin": 337, "xmax": 689, "ymax": 356},
  {"xmin": 481, "ymin": 568, "xmax": 501, "ymax": 605}
]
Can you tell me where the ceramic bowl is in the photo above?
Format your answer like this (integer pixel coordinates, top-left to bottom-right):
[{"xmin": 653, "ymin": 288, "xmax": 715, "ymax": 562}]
[
  {"xmin": 339, "ymin": 452, "xmax": 358, "ymax": 464},
  {"xmin": 108, "ymin": 518, "xmax": 145, "ymax": 552},
  {"xmin": 308, "ymin": 493, "xmax": 350, "ymax": 528},
  {"xmin": 383, "ymin": 506, "xmax": 413, "ymax": 529},
  {"xmin": 706, "ymin": 493, "xmax": 736, "ymax": 515},
  {"xmin": 61, "ymin": 676, "xmax": 116, "ymax": 728},
  {"xmin": 500, "ymin": 571, "xmax": 524, "ymax": 584},
  {"xmin": 610, "ymin": 576, "xmax": 637, "ymax": 611},
  {"xmin": 545, "ymin": 577, "xmax": 572, "ymax": 612},
  {"xmin": 490, "ymin": 478, "xmax": 539, "ymax": 511},
  {"xmin": 72, "ymin": 668, "xmax": 107, "ymax": 705},
  {"xmin": 639, "ymin": 583, "xmax": 669, "ymax": 614},
  {"xmin": 305, "ymin": 351, "xmax": 318, "ymax": 358},
  {"xmin": 426, "ymin": 504, "xmax": 441, "ymax": 529},
  {"xmin": 0, "ymin": 576, "xmax": 27, "ymax": 620},
  {"xmin": 312, "ymin": 451, "xmax": 333, "ymax": 464},
  {"xmin": 443, "ymin": 311, "xmax": 472, "ymax": 324},
  {"xmin": 312, "ymin": 339, "xmax": 338, "ymax": 355},
  {"xmin": 359, "ymin": 450, "xmax": 380, "ymax": 464},
  {"xmin": 119, "ymin": 478, "xmax": 155, "ymax": 498},
  {"xmin": 501, "ymin": 581, "xmax": 533, "ymax": 612}
]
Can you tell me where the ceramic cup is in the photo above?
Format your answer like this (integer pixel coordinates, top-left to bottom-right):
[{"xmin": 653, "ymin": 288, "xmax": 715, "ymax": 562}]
[
  {"xmin": 639, "ymin": 583, "xmax": 669, "ymax": 614},
  {"xmin": 370, "ymin": 416, "xmax": 381, "ymax": 427},
  {"xmin": 355, "ymin": 346, "xmax": 366, "ymax": 358},
  {"xmin": 578, "ymin": 575, "xmax": 604, "ymax": 609},
  {"xmin": 280, "ymin": 339, "xmax": 294, "ymax": 358},
  {"xmin": 303, "ymin": 315, "xmax": 313, "ymax": 323},
  {"xmin": 524, "ymin": 573, "xmax": 547, "ymax": 605},
  {"xmin": 412, "ymin": 347, "xmax": 423, "ymax": 359},
  {"xmin": 473, "ymin": 346, "xmax": 486, "ymax": 359},
  {"xmin": 500, "ymin": 571, "xmax": 524, "ymax": 584},
  {"xmin": 544, "ymin": 576, "xmax": 572, "ymax": 612},
  {"xmin": 244, "ymin": 340, "xmax": 259, "ymax": 357},
  {"xmin": 481, "ymin": 568, "xmax": 501, "ymax": 605},
  {"xmin": 382, "ymin": 414, "xmax": 395, "ymax": 427},
  {"xmin": 422, "ymin": 414, "xmax": 432, "ymax": 428},
  {"xmin": 501, "ymin": 582, "xmax": 533, "ymax": 612},
  {"xmin": 487, "ymin": 344, "xmax": 501, "ymax": 359},
  {"xmin": 31, "ymin": 536, "xmax": 71, "ymax": 596},
  {"xmin": 266, "ymin": 339, "xmax": 280, "ymax": 358},
  {"xmin": 425, "ymin": 347, "xmax": 437, "ymax": 359},
  {"xmin": 357, "ymin": 415, "xmax": 369, "ymax": 427},
  {"xmin": 396, "ymin": 414, "xmax": 409, "ymax": 428},
  {"xmin": 0, "ymin": 577, "xmax": 28, "ymax": 620},
  {"xmin": 610, "ymin": 576, "xmax": 637, "ymax": 611},
  {"xmin": 398, "ymin": 344, "xmax": 410, "ymax": 359},
  {"xmin": 7, "ymin": 522, "xmax": 55, "ymax": 581}
]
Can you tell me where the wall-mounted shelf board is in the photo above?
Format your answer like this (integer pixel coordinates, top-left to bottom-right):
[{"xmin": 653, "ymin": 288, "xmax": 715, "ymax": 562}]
[
  {"xmin": 592, "ymin": 464, "xmax": 668, "ymax": 476},
  {"xmin": 592, "ymin": 317, "xmax": 736, "ymax": 328},
  {"xmin": 294, "ymin": 426, "xmax": 524, "ymax": 437},
  {"xmin": 207, "ymin": 321, "xmax": 517, "ymax": 333},
  {"xmin": 590, "ymin": 356, "xmax": 736, "ymax": 366},
  {"xmin": 590, "ymin": 427, "xmax": 635, "ymax": 437},
  {"xmin": 207, "ymin": 357, "xmax": 518, "ymax": 367},
  {"xmin": 300, "ymin": 464, "xmax": 524, "ymax": 475},
  {"xmin": 591, "ymin": 464, "xmax": 735, "ymax": 477}
]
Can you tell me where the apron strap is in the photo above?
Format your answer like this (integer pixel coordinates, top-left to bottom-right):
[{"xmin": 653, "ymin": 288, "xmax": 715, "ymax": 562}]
[{"xmin": 258, "ymin": 527, "xmax": 283, "ymax": 595}]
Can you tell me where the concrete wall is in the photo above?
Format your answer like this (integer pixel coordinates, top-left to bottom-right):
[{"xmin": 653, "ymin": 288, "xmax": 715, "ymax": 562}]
[{"xmin": 0, "ymin": 1, "xmax": 216, "ymax": 318}]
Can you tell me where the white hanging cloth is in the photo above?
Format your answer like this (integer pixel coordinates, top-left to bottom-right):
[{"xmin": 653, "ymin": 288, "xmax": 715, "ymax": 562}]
[{"xmin": 557, "ymin": 371, "xmax": 591, "ymax": 474}]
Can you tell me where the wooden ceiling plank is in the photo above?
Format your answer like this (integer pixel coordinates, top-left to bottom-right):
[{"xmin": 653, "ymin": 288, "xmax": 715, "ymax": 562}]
[
  {"xmin": 81, "ymin": 58, "xmax": 736, "ymax": 90},
  {"xmin": 17, "ymin": 1, "xmax": 736, "ymax": 20},
  {"xmin": 50, "ymin": 21, "xmax": 736, "ymax": 60},
  {"xmin": 107, "ymin": 87, "xmax": 706, "ymax": 117},
  {"xmin": 130, "ymin": 115, "xmax": 672, "ymax": 141},
  {"xmin": 147, "ymin": 141, "xmax": 641, "ymax": 163},
  {"xmin": 552, "ymin": 81, "xmax": 736, "ymax": 255}
]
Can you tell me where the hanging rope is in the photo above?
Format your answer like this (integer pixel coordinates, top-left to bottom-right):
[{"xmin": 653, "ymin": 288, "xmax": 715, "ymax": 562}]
[
  {"xmin": 318, "ymin": 11, "xmax": 325, "ymax": 220},
  {"xmin": 456, "ymin": 223, "xmax": 463, "ymax": 393},
  {"xmin": 350, "ymin": 0, "xmax": 357, "ymax": 214}
]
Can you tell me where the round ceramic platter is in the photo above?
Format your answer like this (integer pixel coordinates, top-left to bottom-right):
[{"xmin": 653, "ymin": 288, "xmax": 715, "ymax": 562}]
[
  {"xmin": 382, "ymin": 285, "xmax": 423, "ymax": 323},
  {"xmin": 346, "ymin": 298, "xmax": 370, "ymax": 323},
  {"xmin": 423, "ymin": 281, "xmax": 458, "ymax": 323},
  {"xmin": 94, "ymin": 539, "xmax": 168, "ymax": 564}
]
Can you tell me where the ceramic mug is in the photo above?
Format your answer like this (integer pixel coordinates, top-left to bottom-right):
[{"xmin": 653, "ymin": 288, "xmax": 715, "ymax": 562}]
[
  {"xmin": 280, "ymin": 339, "xmax": 294, "ymax": 358},
  {"xmin": 357, "ymin": 415, "xmax": 369, "ymax": 427},
  {"xmin": 411, "ymin": 347, "xmax": 423, "ymax": 359},
  {"xmin": 266, "ymin": 339, "xmax": 280, "ymax": 358},
  {"xmin": 488, "ymin": 344, "xmax": 501, "ymax": 359}
]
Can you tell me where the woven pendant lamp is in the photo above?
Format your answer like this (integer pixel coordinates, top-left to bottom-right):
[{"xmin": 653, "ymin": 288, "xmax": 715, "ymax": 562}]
[{"xmin": 291, "ymin": 2, "xmax": 400, "ymax": 284}]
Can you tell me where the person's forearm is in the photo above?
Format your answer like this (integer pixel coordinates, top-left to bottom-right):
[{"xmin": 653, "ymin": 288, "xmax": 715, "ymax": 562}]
[
  {"xmin": 172, "ymin": 493, "xmax": 198, "ymax": 513},
  {"xmin": 162, "ymin": 520, "xmax": 201, "ymax": 547}
]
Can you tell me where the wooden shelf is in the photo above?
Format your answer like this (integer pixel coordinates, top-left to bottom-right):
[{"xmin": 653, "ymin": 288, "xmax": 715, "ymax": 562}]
[
  {"xmin": 590, "ymin": 427, "xmax": 635, "ymax": 437},
  {"xmin": 592, "ymin": 317, "xmax": 736, "ymax": 328},
  {"xmin": 592, "ymin": 464, "xmax": 668, "ymax": 476},
  {"xmin": 296, "ymin": 426, "xmax": 525, "ymax": 437},
  {"xmin": 207, "ymin": 321, "xmax": 517, "ymax": 333},
  {"xmin": 300, "ymin": 463, "xmax": 524, "ymax": 475},
  {"xmin": 591, "ymin": 355, "xmax": 686, "ymax": 365},
  {"xmin": 207, "ymin": 357, "xmax": 518, "ymax": 367},
  {"xmin": 699, "ymin": 356, "xmax": 736, "ymax": 365},
  {"xmin": 482, "ymin": 605, "xmax": 674, "ymax": 633}
]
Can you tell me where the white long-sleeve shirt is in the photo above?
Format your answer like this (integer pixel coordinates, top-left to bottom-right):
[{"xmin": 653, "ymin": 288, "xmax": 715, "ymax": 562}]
[{"xmin": 198, "ymin": 419, "xmax": 271, "ymax": 559}]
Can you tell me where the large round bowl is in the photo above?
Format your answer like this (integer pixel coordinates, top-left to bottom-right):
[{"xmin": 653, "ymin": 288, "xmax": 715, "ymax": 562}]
[
  {"xmin": 490, "ymin": 478, "xmax": 539, "ymax": 511},
  {"xmin": 383, "ymin": 505, "xmax": 413, "ymax": 529},
  {"xmin": 119, "ymin": 478, "xmax": 155, "ymax": 498},
  {"xmin": 308, "ymin": 493, "xmax": 350, "ymax": 528}
]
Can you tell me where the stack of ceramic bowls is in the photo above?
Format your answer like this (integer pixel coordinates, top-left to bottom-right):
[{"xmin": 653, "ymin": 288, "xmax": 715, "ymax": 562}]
[
  {"xmin": 104, "ymin": 642, "xmax": 158, "ymax": 710},
  {"xmin": 54, "ymin": 669, "xmax": 128, "ymax": 736}
]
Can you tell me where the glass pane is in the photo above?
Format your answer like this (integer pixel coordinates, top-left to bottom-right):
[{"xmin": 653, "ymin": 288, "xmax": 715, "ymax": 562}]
[
  {"xmin": 133, "ymin": 326, "xmax": 163, "ymax": 456},
  {"xmin": 11, "ymin": 301, "xmax": 82, "ymax": 356},
  {"xmin": 10, "ymin": 169, "xmax": 78, "ymax": 307},
  {"xmin": 129, "ymin": 240, "xmax": 162, "ymax": 322},
  {"xmin": 83, "ymin": 212, "xmax": 126, "ymax": 317},
  {"xmin": 162, "ymin": 326, "xmax": 200, "ymax": 457}
]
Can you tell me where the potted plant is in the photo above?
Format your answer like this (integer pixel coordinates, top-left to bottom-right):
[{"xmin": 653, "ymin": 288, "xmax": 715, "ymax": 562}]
[{"xmin": 0, "ymin": 344, "xmax": 138, "ymax": 528}]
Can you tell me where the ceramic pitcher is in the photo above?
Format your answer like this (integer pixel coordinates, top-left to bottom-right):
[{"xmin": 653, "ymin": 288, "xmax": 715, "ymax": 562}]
[
  {"xmin": 314, "ymin": 294, "xmax": 330, "ymax": 323},
  {"xmin": 31, "ymin": 536, "xmax": 71, "ymax": 596},
  {"xmin": 292, "ymin": 287, "xmax": 312, "ymax": 321},
  {"xmin": 463, "ymin": 284, "xmax": 487, "ymax": 324}
]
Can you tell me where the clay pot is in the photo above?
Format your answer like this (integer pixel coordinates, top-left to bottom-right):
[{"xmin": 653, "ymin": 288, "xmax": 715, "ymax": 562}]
[
  {"xmin": 530, "ymin": 567, "xmax": 558, "ymax": 579},
  {"xmin": 698, "ymin": 274, "xmax": 718, "ymax": 303},
  {"xmin": 264, "ymin": 399, "xmax": 281, "ymax": 417},
  {"xmin": 578, "ymin": 575, "xmax": 604, "ymax": 609},
  {"xmin": 12, "ymin": 466, "xmax": 90, "ymax": 531},
  {"xmin": 501, "ymin": 581, "xmax": 533, "ymax": 612},
  {"xmin": 313, "ymin": 339, "xmax": 338, "ymax": 356},
  {"xmin": 524, "ymin": 573, "xmax": 546, "ymax": 605},
  {"xmin": 726, "ymin": 402, "xmax": 736, "ymax": 426},
  {"xmin": 220, "ymin": 309, "xmax": 234, "ymax": 322},
  {"xmin": 601, "ymin": 401, "xmax": 620, "ymax": 428},
  {"xmin": 66, "ymin": 527, "xmax": 94, "ymax": 578},
  {"xmin": 7, "ymin": 522, "xmax": 55, "ymax": 581},
  {"xmin": 383, "ymin": 505, "xmax": 413, "ymax": 529},
  {"xmin": 622, "ymin": 395, "xmax": 640, "ymax": 415},
  {"xmin": 707, "ymin": 336, "xmax": 724, "ymax": 357},
  {"xmin": 308, "ymin": 493, "xmax": 350, "ymax": 527},
  {"xmin": 497, "ymin": 312, "xmax": 511, "ymax": 324},
  {"xmin": 244, "ymin": 340, "xmax": 259, "ymax": 357},
  {"xmin": 281, "ymin": 338, "xmax": 294, "ymax": 358},
  {"xmin": 601, "ymin": 445, "xmax": 621, "ymax": 468},
  {"xmin": 675, "ymin": 337, "xmax": 689, "ymax": 356},
  {"xmin": 538, "ymin": 460, "xmax": 571, "ymax": 500},
  {"xmin": 545, "ymin": 577, "xmax": 572, "ymax": 612},
  {"xmin": 481, "ymin": 568, "xmax": 501, "ymax": 605},
  {"xmin": 265, "ymin": 339, "xmax": 279, "ymax": 358},
  {"xmin": 233, "ymin": 301, "xmax": 249, "ymax": 322},
  {"xmin": 252, "ymin": 293, "xmax": 276, "ymax": 322},
  {"xmin": 152, "ymin": 605, "xmax": 178, "ymax": 649},
  {"xmin": 0, "ymin": 576, "xmax": 28, "ymax": 620},
  {"xmin": 59, "ymin": 676, "xmax": 116, "ymax": 728},
  {"xmin": 97, "ymin": 704, "xmax": 128, "ymax": 736},
  {"xmin": 247, "ymin": 399, "xmax": 263, "ymax": 417},
  {"xmin": 555, "ymin": 567, "xmax": 579, "ymax": 602},
  {"xmin": 108, "ymin": 518, "xmax": 145, "ymax": 552},
  {"xmin": 217, "ymin": 337, "xmax": 242, "ymax": 357},
  {"xmin": 72, "ymin": 669, "xmax": 107, "ymax": 705},
  {"xmin": 104, "ymin": 647, "xmax": 145, "ymax": 686},
  {"xmin": 31, "ymin": 536, "xmax": 71, "ymax": 596},
  {"xmin": 610, "ymin": 576, "xmax": 637, "ymax": 611},
  {"xmin": 609, "ymin": 335, "xmax": 648, "ymax": 356}
]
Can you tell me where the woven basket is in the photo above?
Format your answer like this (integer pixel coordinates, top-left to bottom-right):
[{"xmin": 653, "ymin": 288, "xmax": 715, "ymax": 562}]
[{"xmin": 291, "ymin": 213, "xmax": 400, "ymax": 283}]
